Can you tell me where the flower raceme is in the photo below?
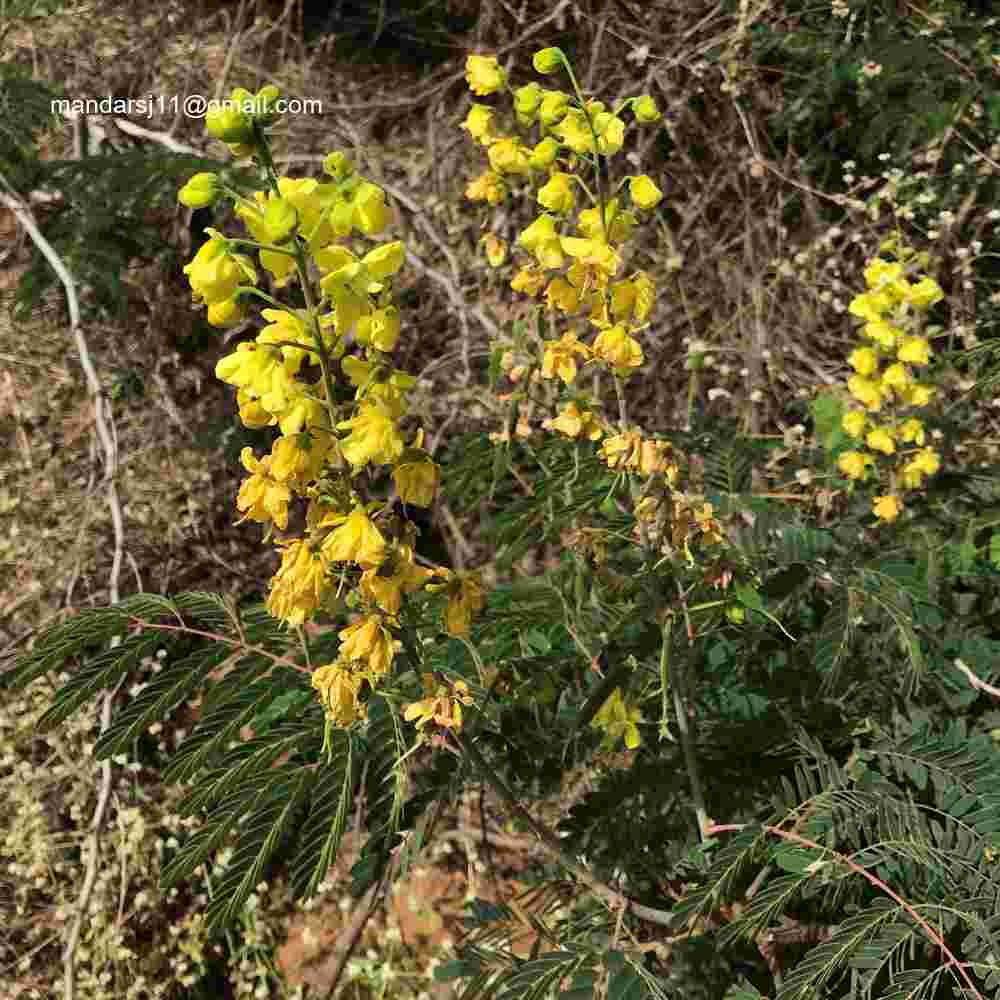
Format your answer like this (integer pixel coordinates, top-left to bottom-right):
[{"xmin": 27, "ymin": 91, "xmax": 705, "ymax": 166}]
[
  {"xmin": 837, "ymin": 244, "xmax": 944, "ymax": 521},
  {"xmin": 179, "ymin": 86, "xmax": 472, "ymax": 736}
]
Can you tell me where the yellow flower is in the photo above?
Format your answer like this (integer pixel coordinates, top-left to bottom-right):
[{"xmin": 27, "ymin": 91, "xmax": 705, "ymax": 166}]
[
  {"xmin": 838, "ymin": 450, "xmax": 871, "ymax": 481},
  {"xmin": 898, "ymin": 383, "xmax": 935, "ymax": 407},
  {"xmin": 465, "ymin": 170, "xmax": 505, "ymax": 205},
  {"xmin": 538, "ymin": 172, "xmax": 576, "ymax": 214},
  {"xmin": 591, "ymin": 688, "xmax": 642, "ymax": 750},
  {"xmin": 352, "ymin": 181, "xmax": 389, "ymax": 235},
  {"xmin": 847, "ymin": 374, "xmax": 883, "ymax": 411},
  {"xmin": 541, "ymin": 331, "xmax": 591, "ymax": 384},
  {"xmin": 629, "ymin": 175, "xmax": 663, "ymax": 210},
  {"xmin": 336, "ymin": 401, "xmax": 405, "ymax": 469},
  {"xmin": 466, "ymin": 54, "xmax": 506, "ymax": 95},
  {"xmin": 880, "ymin": 363, "xmax": 911, "ymax": 393},
  {"xmin": 544, "ymin": 276, "xmax": 581, "ymax": 313},
  {"xmin": 482, "ymin": 234, "xmax": 507, "ymax": 267},
  {"xmin": 897, "ymin": 336, "xmax": 931, "ymax": 366},
  {"xmin": 848, "ymin": 346, "xmax": 879, "ymax": 377},
  {"xmin": 898, "ymin": 418, "xmax": 925, "ymax": 445},
  {"xmin": 561, "ymin": 236, "xmax": 621, "ymax": 290},
  {"xmin": 321, "ymin": 505, "xmax": 386, "ymax": 568},
  {"xmin": 267, "ymin": 540, "xmax": 331, "ymax": 626},
  {"xmin": 206, "ymin": 295, "xmax": 247, "ymax": 328},
  {"xmin": 906, "ymin": 277, "xmax": 943, "ymax": 310},
  {"xmin": 403, "ymin": 674, "xmax": 473, "ymax": 734},
  {"xmin": 236, "ymin": 448, "xmax": 291, "ymax": 530},
  {"xmin": 511, "ymin": 265, "xmax": 547, "ymax": 296},
  {"xmin": 543, "ymin": 401, "xmax": 604, "ymax": 441},
  {"xmin": 269, "ymin": 431, "xmax": 332, "ymax": 487},
  {"xmin": 178, "ymin": 172, "xmax": 220, "ymax": 208},
  {"xmin": 900, "ymin": 448, "xmax": 939, "ymax": 489},
  {"xmin": 393, "ymin": 450, "xmax": 441, "ymax": 507},
  {"xmin": 849, "ymin": 290, "xmax": 893, "ymax": 323},
  {"xmin": 842, "ymin": 410, "xmax": 867, "ymax": 438},
  {"xmin": 426, "ymin": 570, "xmax": 485, "ymax": 637},
  {"xmin": 183, "ymin": 234, "xmax": 254, "ymax": 306},
  {"xmin": 873, "ymin": 495, "xmax": 903, "ymax": 523},
  {"xmin": 518, "ymin": 214, "xmax": 564, "ymax": 269},
  {"xmin": 312, "ymin": 662, "xmax": 365, "ymax": 727},
  {"xmin": 355, "ymin": 306, "xmax": 401, "ymax": 352},
  {"xmin": 866, "ymin": 425, "xmax": 896, "ymax": 455},
  {"xmin": 538, "ymin": 90, "xmax": 571, "ymax": 125},
  {"xmin": 339, "ymin": 613, "xmax": 399, "ymax": 679},
  {"xmin": 592, "ymin": 324, "xmax": 644, "ymax": 371},
  {"xmin": 359, "ymin": 549, "xmax": 433, "ymax": 615},
  {"xmin": 488, "ymin": 137, "xmax": 532, "ymax": 177},
  {"xmin": 529, "ymin": 137, "xmax": 560, "ymax": 169},
  {"xmin": 461, "ymin": 104, "xmax": 497, "ymax": 144},
  {"xmin": 863, "ymin": 319, "xmax": 902, "ymax": 351},
  {"xmin": 514, "ymin": 82, "xmax": 543, "ymax": 122}
]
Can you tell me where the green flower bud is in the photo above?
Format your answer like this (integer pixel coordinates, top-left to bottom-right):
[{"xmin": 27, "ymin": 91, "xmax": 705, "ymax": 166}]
[
  {"xmin": 514, "ymin": 82, "xmax": 543, "ymax": 118},
  {"xmin": 533, "ymin": 47, "xmax": 564, "ymax": 74},
  {"xmin": 632, "ymin": 95, "xmax": 661, "ymax": 123},
  {"xmin": 205, "ymin": 105, "xmax": 254, "ymax": 144},
  {"xmin": 323, "ymin": 151, "xmax": 355, "ymax": 180},
  {"xmin": 178, "ymin": 172, "xmax": 221, "ymax": 209}
]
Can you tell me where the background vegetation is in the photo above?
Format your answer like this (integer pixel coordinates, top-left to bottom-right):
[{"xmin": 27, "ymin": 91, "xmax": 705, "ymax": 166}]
[{"xmin": 1, "ymin": 1, "xmax": 999, "ymax": 998}]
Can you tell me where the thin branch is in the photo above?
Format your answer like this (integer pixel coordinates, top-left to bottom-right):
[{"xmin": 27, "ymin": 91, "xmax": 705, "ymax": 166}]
[{"xmin": 954, "ymin": 658, "xmax": 1000, "ymax": 700}]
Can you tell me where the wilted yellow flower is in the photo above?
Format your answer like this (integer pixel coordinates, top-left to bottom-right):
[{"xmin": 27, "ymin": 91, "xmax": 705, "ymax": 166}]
[
  {"xmin": 426, "ymin": 570, "xmax": 485, "ymax": 637},
  {"xmin": 482, "ymin": 234, "xmax": 508, "ymax": 268},
  {"xmin": 592, "ymin": 324, "xmax": 644, "ymax": 371},
  {"xmin": 880, "ymin": 363, "xmax": 911, "ymax": 393},
  {"xmin": 403, "ymin": 674, "xmax": 473, "ymax": 734},
  {"xmin": 393, "ymin": 450, "xmax": 441, "ymax": 507},
  {"xmin": 466, "ymin": 54, "xmax": 506, "ymax": 95},
  {"xmin": 337, "ymin": 401, "xmax": 405, "ymax": 469},
  {"xmin": 465, "ymin": 170, "xmax": 505, "ymax": 204},
  {"xmin": 359, "ymin": 549, "xmax": 433, "ymax": 615},
  {"xmin": 629, "ymin": 175, "xmax": 663, "ymax": 210},
  {"xmin": 267, "ymin": 539, "xmax": 331, "ymax": 626},
  {"xmin": 873, "ymin": 495, "xmax": 903, "ymax": 523},
  {"xmin": 339, "ymin": 613, "xmax": 400, "ymax": 679},
  {"xmin": 544, "ymin": 276, "xmax": 581, "ymax": 313},
  {"xmin": 462, "ymin": 104, "xmax": 497, "ymax": 144},
  {"xmin": 543, "ymin": 401, "xmax": 604, "ymax": 441},
  {"xmin": 312, "ymin": 662, "xmax": 365, "ymax": 727},
  {"xmin": 519, "ymin": 214, "xmax": 564, "ymax": 269},
  {"xmin": 511, "ymin": 265, "xmax": 547, "ymax": 296},
  {"xmin": 541, "ymin": 331, "xmax": 591, "ymax": 384},
  {"xmin": 899, "ymin": 383, "xmax": 935, "ymax": 407}
]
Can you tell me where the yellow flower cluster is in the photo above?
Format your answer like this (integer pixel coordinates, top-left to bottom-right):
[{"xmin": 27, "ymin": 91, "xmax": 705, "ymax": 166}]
[
  {"xmin": 836, "ymin": 244, "xmax": 944, "ymax": 523},
  {"xmin": 180, "ymin": 87, "xmax": 485, "ymax": 730},
  {"xmin": 461, "ymin": 50, "xmax": 661, "ymax": 380}
]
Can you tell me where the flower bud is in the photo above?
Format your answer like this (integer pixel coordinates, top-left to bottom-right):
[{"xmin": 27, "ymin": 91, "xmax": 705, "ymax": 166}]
[
  {"xmin": 632, "ymin": 95, "xmax": 661, "ymax": 123},
  {"xmin": 206, "ymin": 105, "xmax": 254, "ymax": 144},
  {"xmin": 533, "ymin": 47, "xmax": 564, "ymax": 74},
  {"xmin": 529, "ymin": 137, "xmax": 559, "ymax": 170},
  {"xmin": 178, "ymin": 172, "xmax": 221, "ymax": 209},
  {"xmin": 323, "ymin": 151, "xmax": 355, "ymax": 180},
  {"xmin": 253, "ymin": 84, "xmax": 281, "ymax": 123}
]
